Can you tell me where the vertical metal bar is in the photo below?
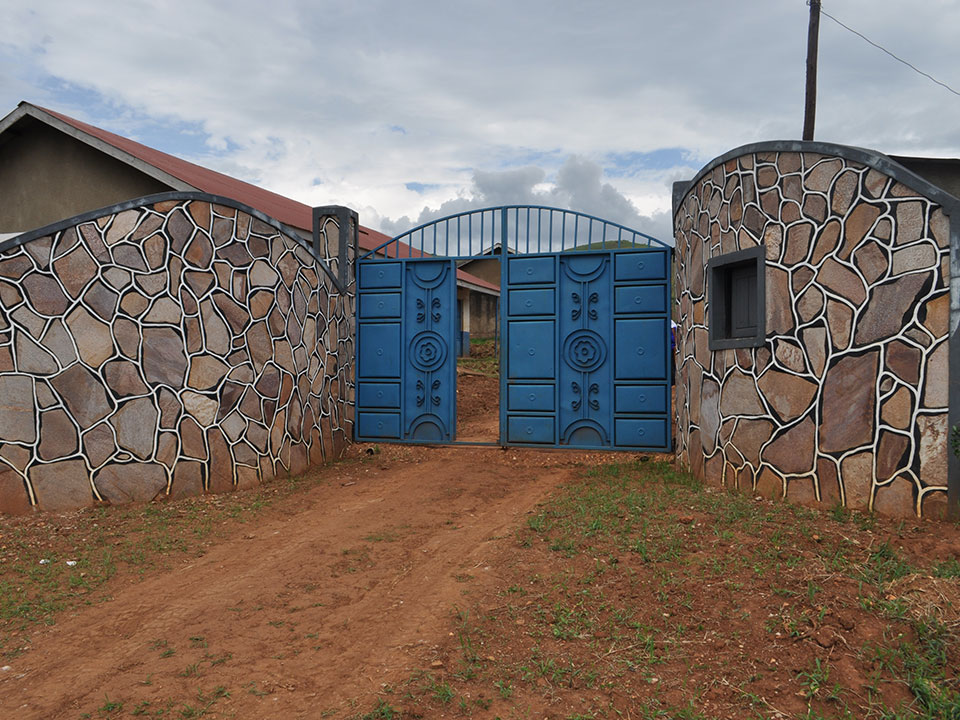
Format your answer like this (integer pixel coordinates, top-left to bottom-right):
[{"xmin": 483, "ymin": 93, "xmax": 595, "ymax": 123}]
[
  {"xmin": 537, "ymin": 208, "xmax": 542, "ymax": 253},
  {"xmin": 553, "ymin": 251, "xmax": 560, "ymax": 445},
  {"xmin": 549, "ymin": 210, "xmax": 554, "ymax": 252},
  {"xmin": 606, "ymin": 249, "xmax": 614, "ymax": 441},
  {"xmin": 499, "ymin": 210, "xmax": 508, "ymax": 447},
  {"xmin": 514, "ymin": 208, "xmax": 521, "ymax": 254},
  {"xmin": 501, "ymin": 207, "xmax": 508, "ymax": 257},
  {"xmin": 449, "ymin": 258, "xmax": 457, "ymax": 441},
  {"xmin": 667, "ymin": 245, "xmax": 675, "ymax": 452},
  {"xmin": 561, "ymin": 212, "xmax": 566, "ymax": 252},
  {"xmin": 525, "ymin": 208, "xmax": 530, "ymax": 255},
  {"xmin": 480, "ymin": 212, "xmax": 485, "ymax": 255},
  {"xmin": 399, "ymin": 260, "xmax": 405, "ymax": 436}
]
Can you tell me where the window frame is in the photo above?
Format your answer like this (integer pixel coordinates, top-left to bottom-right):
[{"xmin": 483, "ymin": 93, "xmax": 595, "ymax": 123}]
[{"xmin": 706, "ymin": 245, "xmax": 766, "ymax": 350}]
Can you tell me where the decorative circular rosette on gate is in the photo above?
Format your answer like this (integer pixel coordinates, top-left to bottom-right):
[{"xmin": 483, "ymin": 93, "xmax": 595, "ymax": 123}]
[
  {"xmin": 410, "ymin": 331, "xmax": 448, "ymax": 372},
  {"xmin": 563, "ymin": 329, "xmax": 607, "ymax": 372}
]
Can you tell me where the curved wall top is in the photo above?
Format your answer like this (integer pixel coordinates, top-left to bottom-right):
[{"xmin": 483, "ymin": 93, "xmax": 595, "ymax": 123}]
[
  {"xmin": 674, "ymin": 140, "xmax": 960, "ymax": 219},
  {"xmin": 1, "ymin": 191, "xmax": 346, "ymax": 294}
]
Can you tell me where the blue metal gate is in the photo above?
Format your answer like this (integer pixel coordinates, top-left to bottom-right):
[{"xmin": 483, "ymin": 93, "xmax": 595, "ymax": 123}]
[
  {"xmin": 503, "ymin": 249, "xmax": 670, "ymax": 450},
  {"xmin": 355, "ymin": 206, "xmax": 671, "ymax": 451},
  {"xmin": 356, "ymin": 258, "xmax": 457, "ymax": 442}
]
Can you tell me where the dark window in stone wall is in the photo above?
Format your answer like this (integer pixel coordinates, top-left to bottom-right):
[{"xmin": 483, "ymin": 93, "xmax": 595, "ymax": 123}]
[{"xmin": 707, "ymin": 246, "xmax": 765, "ymax": 350}]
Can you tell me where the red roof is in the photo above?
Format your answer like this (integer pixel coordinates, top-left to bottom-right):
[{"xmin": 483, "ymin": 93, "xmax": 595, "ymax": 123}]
[
  {"xmin": 454, "ymin": 269, "xmax": 499, "ymax": 293},
  {"xmin": 33, "ymin": 104, "xmax": 499, "ymax": 293},
  {"xmin": 36, "ymin": 105, "xmax": 399, "ymax": 256}
]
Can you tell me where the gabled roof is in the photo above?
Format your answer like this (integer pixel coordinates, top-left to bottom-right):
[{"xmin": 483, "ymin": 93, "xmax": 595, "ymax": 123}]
[
  {"xmin": 1, "ymin": 102, "xmax": 499, "ymax": 292},
  {"xmin": 3, "ymin": 102, "xmax": 386, "ymax": 254},
  {"xmin": 473, "ymin": 240, "xmax": 515, "ymax": 256}
]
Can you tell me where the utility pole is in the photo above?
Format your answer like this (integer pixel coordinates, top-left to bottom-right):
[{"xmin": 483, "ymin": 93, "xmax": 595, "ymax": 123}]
[{"xmin": 803, "ymin": 0, "xmax": 821, "ymax": 141}]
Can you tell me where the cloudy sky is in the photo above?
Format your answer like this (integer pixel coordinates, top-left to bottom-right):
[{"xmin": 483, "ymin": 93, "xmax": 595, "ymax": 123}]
[{"xmin": 3, "ymin": 1, "xmax": 959, "ymax": 242}]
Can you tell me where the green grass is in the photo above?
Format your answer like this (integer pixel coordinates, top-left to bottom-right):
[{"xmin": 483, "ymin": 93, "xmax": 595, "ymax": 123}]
[
  {"xmin": 7, "ymin": 449, "xmax": 958, "ymax": 719},
  {"xmin": 360, "ymin": 700, "xmax": 399, "ymax": 719},
  {"xmin": 859, "ymin": 540, "xmax": 914, "ymax": 586},
  {"xmin": 457, "ymin": 336, "xmax": 499, "ymax": 375},
  {"xmin": 97, "ymin": 696, "xmax": 123, "ymax": 716},
  {"xmin": 378, "ymin": 457, "xmax": 960, "ymax": 719},
  {"xmin": 932, "ymin": 558, "xmax": 960, "ymax": 579},
  {"xmin": 570, "ymin": 239, "xmax": 652, "ymax": 251},
  {"xmin": 868, "ymin": 618, "xmax": 960, "ymax": 718}
]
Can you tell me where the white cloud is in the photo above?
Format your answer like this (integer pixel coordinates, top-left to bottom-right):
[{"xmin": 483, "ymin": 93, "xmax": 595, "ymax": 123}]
[
  {"xmin": 372, "ymin": 155, "xmax": 674, "ymax": 245},
  {"xmin": 1, "ymin": 0, "xmax": 958, "ymax": 235}
]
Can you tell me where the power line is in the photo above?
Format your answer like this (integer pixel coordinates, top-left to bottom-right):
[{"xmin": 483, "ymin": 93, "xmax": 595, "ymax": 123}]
[{"xmin": 815, "ymin": 2, "xmax": 960, "ymax": 98}]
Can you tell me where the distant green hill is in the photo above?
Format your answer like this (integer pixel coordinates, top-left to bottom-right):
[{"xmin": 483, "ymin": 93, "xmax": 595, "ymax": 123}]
[{"xmin": 570, "ymin": 239, "xmax": 656, "ymax": 251}]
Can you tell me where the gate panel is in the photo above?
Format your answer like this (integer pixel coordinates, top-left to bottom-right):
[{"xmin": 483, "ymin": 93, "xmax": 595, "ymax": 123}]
[
  {"xmin": 507, "ymin": 320, "xmax": 555, "ymax": 379},
  {"xmin": 403, "ymin": 260, "xmax": 456, "ymax": 441},
  {"xmin": 558, "ymin": 253, "xmax": 613, "ymax": 446},
  {"xmin": 503, "ymin": 248, "xmax": 671, "ymax": 451},
  {"xmin": 614, "ymin": 318, "xmax": 667, "ymax": 379},
  {"xmin": 356, "ymin": 258, "xmax": 456, "ymax": 443}
]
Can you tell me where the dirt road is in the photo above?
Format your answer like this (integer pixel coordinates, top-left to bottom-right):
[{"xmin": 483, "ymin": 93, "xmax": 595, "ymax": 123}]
[
  {"xmin": 0, "ymin": 437, "xmax": 610, "ymax": 719},
  {"xmin": 5, "ymin": 371, "xmax": 956, "ymax": 719}
]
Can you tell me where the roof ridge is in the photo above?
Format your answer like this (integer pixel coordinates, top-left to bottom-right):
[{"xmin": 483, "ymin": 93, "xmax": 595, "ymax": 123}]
[{"xmin": 4, "ymin": 102, "xmax": 500, "ymax": 290}]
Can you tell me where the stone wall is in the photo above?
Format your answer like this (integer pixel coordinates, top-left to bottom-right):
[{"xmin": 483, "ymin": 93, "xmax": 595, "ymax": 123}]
[
  {"xmin": 674, "ymin": 144, "xmax": 955, "ymax": 518},
  {"xmin": 0, "ymin": 194, "xmax": 354, "ymax": 513}
]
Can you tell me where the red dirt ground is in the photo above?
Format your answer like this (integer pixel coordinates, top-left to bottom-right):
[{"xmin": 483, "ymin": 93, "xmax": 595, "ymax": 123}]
[
  {"xmin": 0, "ymin": 374, "xmax": 622, "ymax": 718},
  {"xmin": 0, "ymin": 373, "xmax": 958, "ymax": 719}
]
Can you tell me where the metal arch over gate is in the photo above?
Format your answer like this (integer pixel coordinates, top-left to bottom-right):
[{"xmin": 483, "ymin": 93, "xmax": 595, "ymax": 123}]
[{"xmin": 355, "ymin": 206, "xmax": 672, "ymax": 451}]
